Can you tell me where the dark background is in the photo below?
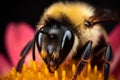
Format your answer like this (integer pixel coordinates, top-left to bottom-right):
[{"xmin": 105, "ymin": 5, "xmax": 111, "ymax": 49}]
[{"xmin": 0, "ymin": 0, "xmax": 120, "ymax": 58}]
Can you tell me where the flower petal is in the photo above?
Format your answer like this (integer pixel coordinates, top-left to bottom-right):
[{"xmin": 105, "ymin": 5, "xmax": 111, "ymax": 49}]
[
  {"xmin": 109, "ymin": 24, "xmax": 120, "ymax": 80},
  {"xmin": 0, "ymin": 53, "xmax": 12, "ymax": 76},
  {"xmin": 4, "ymin": 22, "xmax": 34, "ymax": 67},
  {"xmin": 109, "ymin": 24, "xmax": 120, "ymax": 54}
]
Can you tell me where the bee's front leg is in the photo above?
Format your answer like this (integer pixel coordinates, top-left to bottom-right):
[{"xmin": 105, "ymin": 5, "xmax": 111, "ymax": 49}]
[
  {"xmin": 16, "ymin": 40, "xmax": 33, "ymax": 72},
  {"xmin": 103, "ymin": 42, "xmax": 112, "ymax": 80},
  {"xmin": 72, "ymin": 41, "xmax": 92, "ymax": 80}
]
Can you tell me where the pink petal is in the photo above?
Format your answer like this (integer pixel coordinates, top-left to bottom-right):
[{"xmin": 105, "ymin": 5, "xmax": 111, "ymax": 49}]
[
  {"xmin": 0, "ymin": 53, "xmax": 12, "ymax": 76},
  {"xmin": 4, "ymin": 22, "xmax": 35, "ymax": 67},
  {"xmin": 109, "ymin": 24, "xmax": 120, "ymax": 80},
  {"xmin": 109, "ymin": 24, "xmax": 120, "ymax": 54}
]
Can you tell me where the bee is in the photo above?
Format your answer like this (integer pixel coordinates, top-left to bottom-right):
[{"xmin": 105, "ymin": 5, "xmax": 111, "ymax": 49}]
[{"xmin": 16, "ymin": 1, "xmax": 119, "ymax": 80}]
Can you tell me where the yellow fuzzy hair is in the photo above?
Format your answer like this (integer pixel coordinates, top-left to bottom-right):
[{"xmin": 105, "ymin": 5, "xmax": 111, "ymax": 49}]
[
  {"xmin": 37, "ymin": 1, "xmax": 107, "ymax": 47},
  {"xmin": 39, "ymin": 1, "xmax": 95, "ymax": 27}
]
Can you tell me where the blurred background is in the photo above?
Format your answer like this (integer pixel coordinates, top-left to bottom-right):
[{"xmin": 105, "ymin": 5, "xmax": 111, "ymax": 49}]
[{"xmin": 0, "ymin": 0, "xmax": 120, "ymax": 60}]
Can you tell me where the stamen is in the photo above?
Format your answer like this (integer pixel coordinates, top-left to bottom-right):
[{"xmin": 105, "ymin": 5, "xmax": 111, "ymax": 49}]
[
  {"xmin": 0, "ymin": 60, "xmax": 115, "ymax": 80},
  {"xmin": 72, "ymin": 64, "xmax": 76, "ymax": 73},
  {"xmin": 94, "ymin": 65, "xmax": 98, "ymax": 74},
  {"xmin": 87, "ymin": 63, "xmax": 91, "ymax": 74},
  {"xmin": 62, "ymin": 70, "xmax": 66, "ymax": 80},
  {"xmin": 54, "ymin": 71, "xmax": 58, "ymax": 80}
]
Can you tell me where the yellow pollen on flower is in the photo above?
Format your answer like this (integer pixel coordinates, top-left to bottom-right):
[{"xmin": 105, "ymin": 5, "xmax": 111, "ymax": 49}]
[
  {"xmin": 54, "ymin": 70, "xmax": 58, "ymax": 80},
  {"xmin": 0, "ymin": 60, "xmax": 115, "ymax": 80}
]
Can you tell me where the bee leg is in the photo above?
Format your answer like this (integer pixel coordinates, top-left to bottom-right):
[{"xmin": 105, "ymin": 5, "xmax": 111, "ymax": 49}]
[
  {"xmin": 72, "ymin": 41, "xmax": 92, "ymax": 80},
  {"xmin": 103, "ymin": 42, "xmax": 112, "ymax": 80},
  {"xmin": 32, "ymin": 38, "xmax": 36, "ymax": 61},
  {"xmin": 16, "ymin": 40, "xmax": 33, "ymax": 72}
]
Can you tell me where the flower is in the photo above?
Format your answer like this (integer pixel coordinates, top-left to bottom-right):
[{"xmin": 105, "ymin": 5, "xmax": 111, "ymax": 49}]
[
  {"xmin": 0, "ymin": 60, "xmax": 115, "ymax": 80},
  {"xmin": 109, "ymin": 24, "xmax": 120, "ymax": 80},
  {"xmin": 0, "ymin": 53, "xmax": 12, "ymax": 76},
  {"xmin": 0, "ymin": 22, "xmax": 41, "ymax": 76},
  {"xmin": 0, "ymin": 22, "xmax": 120, "ymax": 80}
]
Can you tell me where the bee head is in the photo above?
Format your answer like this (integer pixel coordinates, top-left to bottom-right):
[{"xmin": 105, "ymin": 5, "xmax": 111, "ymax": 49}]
[{"xmin": 36, "ymin": 24, "xmax": 74, "ymax": 72}]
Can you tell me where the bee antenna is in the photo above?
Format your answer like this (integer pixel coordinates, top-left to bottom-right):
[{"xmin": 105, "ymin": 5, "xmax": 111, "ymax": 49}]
[{"xmin": 39, "ymin": 30, "xmax": 50, "ymax": 37}]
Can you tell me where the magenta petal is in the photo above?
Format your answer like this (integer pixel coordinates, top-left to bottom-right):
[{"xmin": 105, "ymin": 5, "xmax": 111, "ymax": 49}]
[
  {"xmin": 109, "ymin": 24, "xmax": 120, "ymax": 54},
  {"xmin": 0, "ymin": 53, "xmax": 12, "ymax": 76},
  {"xmin": 4, "ymin": 22, "xmax": 35, "ymax": 67},
  {"xmin": 109, "ymin": 24, "xmax": 120, "ymax": 80}
]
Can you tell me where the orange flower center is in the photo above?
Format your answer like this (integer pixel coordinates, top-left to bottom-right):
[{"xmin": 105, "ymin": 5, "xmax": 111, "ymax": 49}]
[{"xmin": 0, "ymin": 60, "xmax": 115, "ymax": 80}]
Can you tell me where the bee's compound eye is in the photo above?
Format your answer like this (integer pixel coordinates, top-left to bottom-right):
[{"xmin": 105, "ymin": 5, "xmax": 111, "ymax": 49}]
[
  {"xmin": 84, "ymin": 20, "xmax": 92, "ymax": 28},
  {"xmin": 36, "ymin": 27, "xmax": 48, "ymax": 52},
  {"xmin": 61, "ymin": 29, "xmax": 74, "ymax": 53},
  {"xmin": 36, "ymin": 32, "xmax": 43, "ymax": 52}
]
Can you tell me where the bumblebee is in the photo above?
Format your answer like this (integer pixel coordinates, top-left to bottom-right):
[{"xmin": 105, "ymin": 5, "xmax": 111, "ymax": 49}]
[{"xmin": 16, "ymin": 1, "xmax": 119, "ymax": 80}]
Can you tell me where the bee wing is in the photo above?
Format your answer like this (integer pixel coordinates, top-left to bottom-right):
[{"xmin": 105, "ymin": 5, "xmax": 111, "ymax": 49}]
[{"xmin": 89, "ymin": 8, "xmax": 120, "ymax": 25}]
